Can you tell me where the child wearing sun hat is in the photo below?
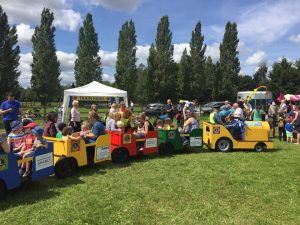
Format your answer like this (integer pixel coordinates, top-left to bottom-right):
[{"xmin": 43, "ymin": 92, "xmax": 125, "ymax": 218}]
[
  {"xmin": 18, "ymin": 122, "xmax": 37, "ymax": 176},
  {"xmin": 7, "ymin": 121, "xmax": 25, "ymax": 154},
  {"xmin": 22, "ymin": 126, "xmax": 48, "ymax": 178}
]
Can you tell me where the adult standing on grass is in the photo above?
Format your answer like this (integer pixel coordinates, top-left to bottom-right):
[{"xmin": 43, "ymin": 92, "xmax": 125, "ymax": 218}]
[
  {"xmin": 119, "ymin": 101, "xmax": 126, "ymax": 113},
  {"xmin": 43, "ymin": 112, "xmax": 58, "ymax": 137},
  {"xmin": 0, "ymin": 92, "xmax": 22, "ymax": 135},
  {"xmin": 89, "ymin": 104, "xmax": 99, "ymax": 121},
  {"xmin": 70, "ymin": 100, "xmax": 81, "ymax": 132},
  {"xmin": 252, "ymin": 105, "xmax": 265, "ymax": 121},
  {"xmin": 291, "ymin": 105, "xmax": 300, "ymax": 144},
  {"xmin": 164, "ymin": 99, "xmax": 174, "ymax": 121},
  {"xmin": 130, "ymin": 101, "xmax": 134, "ymax": 113},
  {"xmin": 267, "ymin": 102, "xmax": 277, "ymax": 139}
]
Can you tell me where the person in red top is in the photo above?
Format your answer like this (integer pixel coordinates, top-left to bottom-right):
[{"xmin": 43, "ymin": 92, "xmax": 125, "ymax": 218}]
[{"xmin": 18, "ymin": 122, "xmax": 37, "ymax": 177}]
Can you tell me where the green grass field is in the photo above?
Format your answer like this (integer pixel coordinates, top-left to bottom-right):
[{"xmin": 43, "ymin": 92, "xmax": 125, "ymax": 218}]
[
  {"xmin": 0, "ymin": 107, "xmax": 299, "ymax": 224},
  {"xmin": 0, "ymin": 140, "xmax": 299, "ymax": 225}
]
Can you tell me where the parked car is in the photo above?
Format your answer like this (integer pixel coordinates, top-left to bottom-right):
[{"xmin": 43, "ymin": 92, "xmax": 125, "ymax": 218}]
[
  {"xmin": 145, "ymin": 103, "xmax": 165, "ymax": 116},
  {"xmin": 201, "ymin": 101, "xmax": 225, "ymax": 114}
]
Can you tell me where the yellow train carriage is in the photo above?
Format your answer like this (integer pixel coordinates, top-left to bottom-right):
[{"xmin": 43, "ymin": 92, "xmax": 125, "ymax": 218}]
[
  {"xmin": 45, "ymin": 134, "xmax": 111, "ymax": 178},
  {"xmin": 203, "ymin": 121, "xmax": 273, "ymax": 152}
]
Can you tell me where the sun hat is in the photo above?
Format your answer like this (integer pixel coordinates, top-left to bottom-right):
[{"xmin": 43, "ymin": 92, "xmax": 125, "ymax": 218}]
[
  {"xmin": 32, "ymin": 126, "xmax": 43, "ymax": 136},
  {"xmin": 116, "ymin": 121, "xmax": 124, "ymax": 128},
  {"xmin": 24, "ymin": 122, "xmax": 38, "ymax": 129},
  {"xmin": 10, "ymin": 121, "xmax": 23, "ymax": 132}
]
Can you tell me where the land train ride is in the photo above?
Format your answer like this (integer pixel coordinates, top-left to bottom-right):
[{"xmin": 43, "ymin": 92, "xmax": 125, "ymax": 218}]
[{"xmin": 0, "ymin": 118, "xmax": 274, "ymax": 200}]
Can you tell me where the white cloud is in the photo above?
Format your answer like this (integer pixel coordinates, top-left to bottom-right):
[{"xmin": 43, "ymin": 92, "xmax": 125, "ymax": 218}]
[
  {"xmin": 173, "ymin": 43, "xmax": 190, "ymax": 63},
  {"xmin": 136, "ymin": 45, "xmax": 150, "ymax": 65},
  {"xmin": 89, "ymin": 0, "xmax": 143, "ymax": 12},
  {"xmin": 245, "ymin": 51, "xmax": 267, "ymax": 66},
  {"xmin": 99, "ymin": 50, "xmax": 117, "ymax": 67},
  {"xmin": 238, "ymin": 0, "xmax": 300, "ymax": 43},
  {"xmin": 19, "ymin": 53, "xmax": 33, "ymax": 87},
  {"xmin": 1, "ymin": 0, "xmax": 82, "ymax": 32},
  {"xmin": 19, "ymin": 51, "xmax": 78, "ymax": 87},
  {"xmin": 18, "ymin": 50, "xmax": 118, "ymax": 87},
  {"xmin": 103, "ymin": 73, "xmax": 115, "ymax": 83},
  {"xmin": 52, "ymin": 9, "xmax": 82, "ymax": 32},
  {"xmin": 205, "ymin": 43, "xmax": 220, "ymax": 62},
  {"xmin": 56, "ymin": 51, "xmax": 77, "ymax": 83},
  {"xmin": 16, "ymin": 24, "xmax": 34, "ymax": 46},
  {"xmin": 289, "ymin": 34, "xmax": 300, "ymax": 45}
]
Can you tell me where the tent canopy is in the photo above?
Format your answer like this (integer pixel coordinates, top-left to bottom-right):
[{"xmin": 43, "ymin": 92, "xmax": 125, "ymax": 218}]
[{"xmin": 62, "ymin": 81, "xmax": 128, "ymax": 121}]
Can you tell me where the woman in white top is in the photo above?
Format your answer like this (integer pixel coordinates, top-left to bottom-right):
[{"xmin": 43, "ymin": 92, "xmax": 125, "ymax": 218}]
[{"xmin": 70, "ymin": 100, "xmax": 81, "ymax": 132}]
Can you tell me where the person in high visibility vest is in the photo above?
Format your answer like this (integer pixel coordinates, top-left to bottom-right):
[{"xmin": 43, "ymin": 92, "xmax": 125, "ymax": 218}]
[{"xmin": 209, "ymin": 105, "xmax": 223, "ymax": 124}]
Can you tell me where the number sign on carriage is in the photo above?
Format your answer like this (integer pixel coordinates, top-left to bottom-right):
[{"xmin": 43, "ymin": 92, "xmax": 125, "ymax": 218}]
[
  {"xmin": 35, "ymin": 153, "xmax": 53, "ymax": 171},
  {"xmin": 190, "ymin": 137, "xmax": 202, "ymax": 147},
  {"xmin": 146, "ymin": 138, "xmax": 157, "ymax": 148},
  {"xmin": 96, "ymin": 145, "xmax": 110, "ymax": 160}
]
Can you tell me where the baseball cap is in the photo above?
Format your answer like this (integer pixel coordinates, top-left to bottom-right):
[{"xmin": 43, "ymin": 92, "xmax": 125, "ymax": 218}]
[
  {"xmin": 24, "ymin": 122, "xmax": 38, "ymax": 129},
  {"xmin": 32, "ymin": 126, "xmax": 43, "ymax": 136}
]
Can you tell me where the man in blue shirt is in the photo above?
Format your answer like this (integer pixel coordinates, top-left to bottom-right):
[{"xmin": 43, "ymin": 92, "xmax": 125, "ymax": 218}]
[{"xmin": 0, "ymin": 92, "xmax": 22, "ymax": 135}]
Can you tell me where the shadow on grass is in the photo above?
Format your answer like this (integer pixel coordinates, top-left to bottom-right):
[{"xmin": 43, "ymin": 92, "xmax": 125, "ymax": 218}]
[
  {"xmin": 0, "ymin": 154, "xmax": 166, "ymax": 208},
  {"xmin": 0, "ymin": 175, "xmax": 84, "ymax": 210}
]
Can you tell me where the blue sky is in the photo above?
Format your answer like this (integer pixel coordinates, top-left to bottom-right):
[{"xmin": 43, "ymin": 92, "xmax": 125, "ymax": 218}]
[{"xmin": 1, "ymin": 0, "xmax": 300, "ymax": 87}]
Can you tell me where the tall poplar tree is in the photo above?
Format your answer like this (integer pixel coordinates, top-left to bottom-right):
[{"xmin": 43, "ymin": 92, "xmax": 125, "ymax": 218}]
[
  {"xmin": 146, "ymin": 44, "xmax": 157, "ymax": 102},
  {"xmin": 212, "ymin": 62, "xmax": 222, "ymax": 101},
  {"xmin": 219, "ymin": 22, "xmax": 240, "ymax": 100},
  {"xmin": 253, "ymin": 62, "xmax": 268, "ymax": 86},
  {"xmin": 75, "ymin": 13, "xmax": 102, "ymax": 86},
  {"xmin": 115, "ymin": 20, "xmax": 137, "ymax": 100},
  {"xmin": 204, "ymin": 56, "xmax": 215, "ymax": 100},
  {"xmin": 177, "ymin": 48, "xmax": 192, "ymax": 99},
  {"xmin": 0, "ymin": 6, "xmax": 20, "ymax": 99},
  {"xmin": 135, "ymin": 64, "xmax": 148, "ymax": 104},
  {"xmin": 154, "ymin": 16, "xmax": 175, "ymax": 101},
  {"xmin": 31, "ymin": 8, "xmax": 60, "ymax": 105},
  {"xmin": 190, "ymin": 21, "xmax": 206, "ymax": 100}
]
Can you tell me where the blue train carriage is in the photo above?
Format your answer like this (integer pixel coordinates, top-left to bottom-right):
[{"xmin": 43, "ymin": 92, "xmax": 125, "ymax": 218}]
[{"xmin": 0, "ymin": 142, "xmax": 54, "ymax": 200}]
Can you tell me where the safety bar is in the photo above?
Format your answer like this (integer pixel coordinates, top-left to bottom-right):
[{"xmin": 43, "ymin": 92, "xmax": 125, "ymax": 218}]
[{"xmin": 18, "ymin": 157, "xmax": 33, "ymax": 164}]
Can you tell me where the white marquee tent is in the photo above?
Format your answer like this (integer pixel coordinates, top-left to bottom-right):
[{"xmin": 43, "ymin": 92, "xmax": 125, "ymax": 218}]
[{"xmin": 62, "ymin": 81, "xmax": 128, "ymax": 122}]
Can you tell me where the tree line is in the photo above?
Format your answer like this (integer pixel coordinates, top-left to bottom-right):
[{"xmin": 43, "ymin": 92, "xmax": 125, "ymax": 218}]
[{"xmin": 0, "ymin": 6, "xmax": 299, "ymax": 105}]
